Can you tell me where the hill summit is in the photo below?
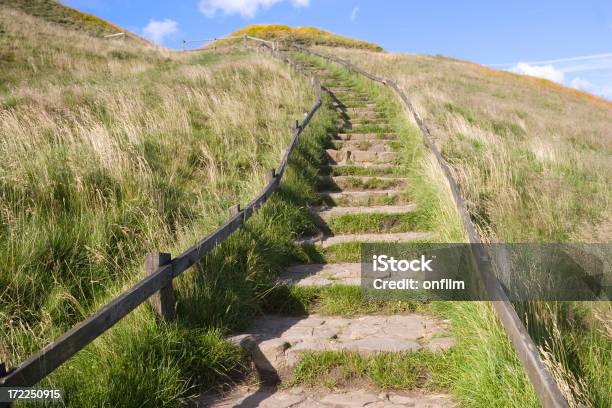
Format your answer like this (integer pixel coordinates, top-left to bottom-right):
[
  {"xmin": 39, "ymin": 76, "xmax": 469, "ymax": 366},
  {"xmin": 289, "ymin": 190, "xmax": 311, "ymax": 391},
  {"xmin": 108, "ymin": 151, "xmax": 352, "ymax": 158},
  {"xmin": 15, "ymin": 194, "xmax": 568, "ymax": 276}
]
[{"xmin": 231, "ymin": 24, "xmax": 382, "ymax": 51}]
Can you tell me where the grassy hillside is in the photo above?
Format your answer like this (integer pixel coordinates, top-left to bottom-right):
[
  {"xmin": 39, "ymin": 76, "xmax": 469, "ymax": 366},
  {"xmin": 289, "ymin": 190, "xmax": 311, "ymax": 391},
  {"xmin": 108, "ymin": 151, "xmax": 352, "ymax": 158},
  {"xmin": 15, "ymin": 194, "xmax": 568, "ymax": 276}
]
[
  {"xmin": 229, "ymin": 24, "xmax": 382, "ymax": 51},
  {"xmin": 0, "ymin": 6, "xmax": 339, "ymax": 406},
  {"xmin": 0, "ymin": 0, "xmax": 149, "ymax": 43},
  {"xmin": 321, "ymin": 48, "xmax": 611, "ymax": 244},
  {"xmin": 1, "ymin": 1, "xmax": 609, "ymax": 404},
  {"xmin": 318, "ymin": 46, "xmax": 612, "ymax": 407}
]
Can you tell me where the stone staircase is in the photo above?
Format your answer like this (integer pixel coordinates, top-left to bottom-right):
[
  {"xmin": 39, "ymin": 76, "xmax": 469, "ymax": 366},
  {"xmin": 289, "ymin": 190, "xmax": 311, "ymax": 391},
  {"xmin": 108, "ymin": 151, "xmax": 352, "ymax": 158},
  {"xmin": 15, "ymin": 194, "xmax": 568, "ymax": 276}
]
[{"xmin": 202, "ymin": 61, "xmax": 454, "ymax": 408}]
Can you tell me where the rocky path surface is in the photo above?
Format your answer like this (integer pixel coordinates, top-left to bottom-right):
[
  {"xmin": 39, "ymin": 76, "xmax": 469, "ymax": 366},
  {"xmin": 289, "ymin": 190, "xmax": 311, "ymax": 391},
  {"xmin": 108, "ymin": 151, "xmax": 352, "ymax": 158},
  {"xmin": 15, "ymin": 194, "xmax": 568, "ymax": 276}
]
[
  {"xmin": 201, "ymin": 387, "xmax": 454, "ymax": 408},
  {"xmin": 202, "ymin": 60, "xmax": 454, "ymax": 407}
]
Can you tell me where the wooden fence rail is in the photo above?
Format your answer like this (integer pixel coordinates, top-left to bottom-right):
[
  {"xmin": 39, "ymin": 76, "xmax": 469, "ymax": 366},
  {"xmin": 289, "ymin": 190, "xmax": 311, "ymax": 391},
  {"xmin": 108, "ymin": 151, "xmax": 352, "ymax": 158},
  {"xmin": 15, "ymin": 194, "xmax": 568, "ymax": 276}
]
[
  {"xmin": 0, "ymin": 40, "xmax": 321, "ymax": 389},
  {"xmin": 292, "ymin": 44, "xmax": 569, "ymax": 408}
]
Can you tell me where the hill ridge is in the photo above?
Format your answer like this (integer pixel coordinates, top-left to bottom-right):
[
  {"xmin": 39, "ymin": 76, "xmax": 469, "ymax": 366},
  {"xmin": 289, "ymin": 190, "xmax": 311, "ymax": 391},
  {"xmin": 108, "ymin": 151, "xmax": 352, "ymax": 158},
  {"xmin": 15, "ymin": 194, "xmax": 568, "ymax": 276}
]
[{"xmin": 1, "ymin": 0, "xmax": 149, "ymax": 44}]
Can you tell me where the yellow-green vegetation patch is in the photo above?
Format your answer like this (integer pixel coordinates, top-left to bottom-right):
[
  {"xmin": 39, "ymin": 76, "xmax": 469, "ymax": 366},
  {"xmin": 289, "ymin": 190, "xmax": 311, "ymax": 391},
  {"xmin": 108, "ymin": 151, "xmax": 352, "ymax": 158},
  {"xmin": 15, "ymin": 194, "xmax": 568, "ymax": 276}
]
[
  {"xmin": 289, "ymin": 350, "xmax": 447, "ymax": 390},
  {"xmin": 2, "ymin": 0, "xmax": 148, "ymax": 43},
  {"xmin": 228, "ymin": 24, "xmax": 382, "ymax": 51}
]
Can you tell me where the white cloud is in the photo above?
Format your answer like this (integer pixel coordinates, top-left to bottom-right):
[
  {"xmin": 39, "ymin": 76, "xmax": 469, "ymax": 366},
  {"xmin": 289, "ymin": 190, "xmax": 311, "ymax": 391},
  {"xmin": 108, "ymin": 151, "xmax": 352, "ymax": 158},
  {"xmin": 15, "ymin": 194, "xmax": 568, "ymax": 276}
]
[
  {"xmin": 510, "ymin": 63, "xmax": 565, "ymax": 82},
  {"xmin": 142, "ymin": 19, "xmax": 178, "ymax": 44},
  {"xmin": 199, "ymin": 0, "xmax": 310, "ymax": 18},
  {"xmin": 350, "ymin": 7, "xmax": 359, "ymax": 22},
  {"xmin": 569, "ymin": 77, "xmax": 594, "ymax": 91},
  {"xmin": 494, "ymin": 53, "xmax": 612, "ymax": 100}
]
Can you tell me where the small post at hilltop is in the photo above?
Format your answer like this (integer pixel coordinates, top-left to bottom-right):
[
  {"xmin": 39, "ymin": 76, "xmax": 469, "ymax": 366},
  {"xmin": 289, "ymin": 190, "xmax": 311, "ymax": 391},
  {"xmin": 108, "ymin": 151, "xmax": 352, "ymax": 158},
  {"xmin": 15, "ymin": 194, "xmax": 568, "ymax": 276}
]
[{"xmin": 145, "ymin": 252, "xmax": 175, "ymax": 322}]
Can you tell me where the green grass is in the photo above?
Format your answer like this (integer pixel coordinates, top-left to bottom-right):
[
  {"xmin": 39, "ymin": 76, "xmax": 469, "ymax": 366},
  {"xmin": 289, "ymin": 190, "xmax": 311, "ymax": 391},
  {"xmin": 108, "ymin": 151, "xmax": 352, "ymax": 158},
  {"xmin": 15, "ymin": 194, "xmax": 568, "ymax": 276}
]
[
  {"xmin": 325, "ymin": 212, "xmax": 426, "ymax": 234},
  {"xmin": 12, "ymin": 97, "xmax": 338, "ymax": 407},
  {"xmin": 298, "ymin": 242, "xmax": 363, "ymax": 263},
  {"xmin": 264, "ymin": 285, "xmax": 421, "ymax": 316},
  {"xmin": 0, "ymin": 9, "xmax": 345, "ymax": 405},
  {"xmin": 426, "ymin": 302, "xmax": 540, "ymax": 407},
  {"xmin": 289, "ymin": 350, "xmax": 438, "ymax": 390},
  {"xmin": 325, "ymin": 165, "xmax": 399, "ymax": 177}
]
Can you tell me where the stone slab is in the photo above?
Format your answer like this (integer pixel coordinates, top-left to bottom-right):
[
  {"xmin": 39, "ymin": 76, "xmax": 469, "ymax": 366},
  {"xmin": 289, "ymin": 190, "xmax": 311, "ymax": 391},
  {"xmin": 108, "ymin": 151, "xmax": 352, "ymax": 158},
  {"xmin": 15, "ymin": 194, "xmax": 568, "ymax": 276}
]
[
  {"xmin": 298, "ymin": 231, "xmax": 433, "ymax": 248},
  {"xmin": 309, "ymin": 204, "xmax": 417, "ymax": 219},
  {"xmin": 200, "ymin": 387, "xmax": 455, "ymax": 408}
]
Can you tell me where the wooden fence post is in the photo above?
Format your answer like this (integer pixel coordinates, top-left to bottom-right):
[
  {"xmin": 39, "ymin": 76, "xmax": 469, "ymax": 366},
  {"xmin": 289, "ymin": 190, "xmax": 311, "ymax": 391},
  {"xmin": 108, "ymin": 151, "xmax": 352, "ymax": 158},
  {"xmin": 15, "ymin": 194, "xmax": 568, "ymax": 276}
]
[
  {"xmin": 266, "ymin": 169, "xmax": 276, "ymax": 183},
  {"xmin": 0, "ymin": 363, "xmax": 9, "ymax": 408},
  {"xmin": 229, "ymin": 204, "xmax": 241, "ymax": 216},
  {"xmin": 145, "ymin": 252, "xmax": 174, "ymax": 322}
]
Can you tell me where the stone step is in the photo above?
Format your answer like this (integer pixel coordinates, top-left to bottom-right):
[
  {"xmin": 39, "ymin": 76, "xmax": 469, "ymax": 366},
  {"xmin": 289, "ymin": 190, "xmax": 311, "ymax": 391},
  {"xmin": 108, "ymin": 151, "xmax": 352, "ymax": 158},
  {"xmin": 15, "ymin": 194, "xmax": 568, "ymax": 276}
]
[
  {"xmin": 310, "ymin": 204, "xmax": 417, "ymax": 220},
  {"xmin": 282, "ymin": 262, "xmax": 361, "ymax": 286},
  {"xmin": 333, "ymin": 93, "xmax": 372, "ymax": 101},
  {"xmin": 201, "ymin": 387, "xmax": 455, "ymax": 408},
  {"xmin": 338, "ymin": 116, "xmax": 388, "ymax": 122},
  {"xmin": 338, "ymin": 108, "xmax": 381, "ymax": 116},
  {"xmin": 333, "ymin": 102, "xmax": 376, "ymax": 109},
  {"xmin": 336, "ymin": 132, "xmax": 398, "ymax": 140},
  {"xmin": 338, "ymin": 117, "xmax": 388, "ymax": 122},
  {"xmin": 326, "ymin": 149, "xmax": 396, "ymax": 164},
  {"xmin": 329, "ymin": 88, "xmax": 365, "ymax": 94},
  {"xmin": 343, "ymin": 107, "xmax": 381, "ymax": 115},
  {"xmin": 333, "ymin": 139, "xmax": 394, "ymax": 152},
  {"xmin": 317, "ymin": 175, "xmax": 407, "ymax": 191},
  {"xmin": 328, "ymin": 164, "xmax": 397, "ymax": 177},
  {"xmin": 318, "ymin": 186, "xmax": 402, "ymax": 205},
  {"xmin": 339, "ymin": 122, "xmax": 392, "ymax": 130},
  {"xmin": 332, "ymin": 97, "xmax": 374, "ymax": 104},
  {"xmin": 318, "ymin": 189, "xmax": 402, "ymax": 205},
  {"xmin": 327, "ymin": 86, "xmax": 357, "ymax": 93},
  {"xmin": 298, "ymin": 231, "xmax": 433, "ymax": 248},
  {"xmin": 228, "ymin": 314, "xmax": 452, "ymax": 374},
  {"xmin": 330, "ymin": 163, "xmax": 396, "ymax": 172}
]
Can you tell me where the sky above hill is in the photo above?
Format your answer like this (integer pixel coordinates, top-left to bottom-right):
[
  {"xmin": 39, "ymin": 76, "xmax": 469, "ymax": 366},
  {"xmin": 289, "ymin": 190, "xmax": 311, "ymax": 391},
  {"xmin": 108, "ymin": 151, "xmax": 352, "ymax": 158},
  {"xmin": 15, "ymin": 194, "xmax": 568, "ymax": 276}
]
[{"xmin": 62, "ymin": 0, "xmax": 612, "ymax": 99}]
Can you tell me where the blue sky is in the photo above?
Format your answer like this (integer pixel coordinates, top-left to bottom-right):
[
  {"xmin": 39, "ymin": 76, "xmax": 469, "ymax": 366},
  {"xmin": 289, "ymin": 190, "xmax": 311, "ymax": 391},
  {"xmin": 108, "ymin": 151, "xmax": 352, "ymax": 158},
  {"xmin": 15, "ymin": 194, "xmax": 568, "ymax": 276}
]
[{"xmin": 63, "ymin": 0, "xmax": 612, "ymax": 99}]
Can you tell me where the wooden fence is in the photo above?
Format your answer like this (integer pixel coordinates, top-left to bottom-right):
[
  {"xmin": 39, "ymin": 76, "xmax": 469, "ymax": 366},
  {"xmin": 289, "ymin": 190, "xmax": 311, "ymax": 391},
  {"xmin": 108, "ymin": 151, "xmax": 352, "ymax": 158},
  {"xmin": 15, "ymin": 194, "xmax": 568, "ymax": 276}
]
[
  {"xmin": 291, "ymin": 44, "xmax": 569, "ymax": 408},
  {"xmin": 0, "ymin": 40, "xmax": 321, "ymax": 389}
]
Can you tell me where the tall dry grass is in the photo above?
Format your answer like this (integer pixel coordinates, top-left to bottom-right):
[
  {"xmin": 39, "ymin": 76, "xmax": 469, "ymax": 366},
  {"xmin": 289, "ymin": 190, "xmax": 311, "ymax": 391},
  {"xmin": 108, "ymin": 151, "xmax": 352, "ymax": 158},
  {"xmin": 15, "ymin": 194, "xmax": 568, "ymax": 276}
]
[
  {"xmin": 320, "ymin": 46, "xmax": 612, "ymax": 407},
  {"xmin": 0, "ymin": 7, "xmax": 331, "ymax": 405}
]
